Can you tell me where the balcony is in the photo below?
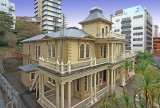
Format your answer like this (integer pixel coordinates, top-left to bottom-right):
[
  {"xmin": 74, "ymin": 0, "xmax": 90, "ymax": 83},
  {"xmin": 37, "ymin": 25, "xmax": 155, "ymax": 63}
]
[
  {"xmin": 39, "ymin": 53, "xmax": 135, "ymax": 75},
  {"xmin": 95, "ymin": 32, "xmax": 125, "ymax": 39}
]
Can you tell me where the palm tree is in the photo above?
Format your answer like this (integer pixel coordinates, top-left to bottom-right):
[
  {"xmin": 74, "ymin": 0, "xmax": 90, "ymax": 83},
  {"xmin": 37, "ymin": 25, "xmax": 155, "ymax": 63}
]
[
  {"xmin": 123, "ymin": 59, "xmax": 132, "ymax": 82},
  {"xmin": 118, "ymin": 89, "xmax": 134, "ymax": 108},
  {"xmin": 134, "ymin": 66, "xmax": 160, "ymax": 108}
]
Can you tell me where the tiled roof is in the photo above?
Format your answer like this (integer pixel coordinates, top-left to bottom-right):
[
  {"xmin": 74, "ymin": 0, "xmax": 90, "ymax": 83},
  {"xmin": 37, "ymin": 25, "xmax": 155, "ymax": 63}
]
[
  {"xmin": 19, "ymin": 63, "xmax": 38, "ymax": 72},
  {"xmin": 21, "ymin": 28, "xmax": 89, "ymax": 43}
]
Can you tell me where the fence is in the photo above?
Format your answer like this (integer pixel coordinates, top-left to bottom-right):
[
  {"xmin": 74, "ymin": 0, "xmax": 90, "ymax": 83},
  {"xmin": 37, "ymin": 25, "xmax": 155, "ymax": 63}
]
[{"xmin": 0, "ymin": 74, "xmax": 21, "ymax": 108}]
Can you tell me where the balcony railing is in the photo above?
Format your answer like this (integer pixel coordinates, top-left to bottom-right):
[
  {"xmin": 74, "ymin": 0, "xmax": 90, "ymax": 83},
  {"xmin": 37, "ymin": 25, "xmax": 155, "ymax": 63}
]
[
  {"xmin": 95, "ymin": 32, "xmax": 125, "ymax": 39},
  {"xmin": 39, "ymin": 54, "xmax": 135, "ymax": 75}
]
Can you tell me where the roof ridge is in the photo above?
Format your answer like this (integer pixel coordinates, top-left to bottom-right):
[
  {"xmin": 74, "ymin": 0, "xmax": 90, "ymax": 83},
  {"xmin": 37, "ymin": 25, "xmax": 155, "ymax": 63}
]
[{"xmin": 67, "ymin": 29, "xmax": 73, "ymax": 36}]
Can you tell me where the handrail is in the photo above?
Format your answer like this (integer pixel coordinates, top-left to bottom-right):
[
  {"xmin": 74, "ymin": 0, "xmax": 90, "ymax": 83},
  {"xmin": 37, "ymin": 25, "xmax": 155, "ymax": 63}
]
[{"xmin": 72, "ymin": 96, "xmax": 90, "ymax": 108}]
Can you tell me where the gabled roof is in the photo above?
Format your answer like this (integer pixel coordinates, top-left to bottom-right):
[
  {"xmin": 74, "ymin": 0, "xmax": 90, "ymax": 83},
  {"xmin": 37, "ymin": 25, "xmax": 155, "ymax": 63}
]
[
  {"xmin": 79, "ymin": 7, "xmax": 111, "ymax": 24},
  {"xmin": 21, "ymin": 27, "xmax": 91, "ymax": 43},
  {"xmin": 19, "ymin": 63, "xmax": 38, "ymax": 72}
]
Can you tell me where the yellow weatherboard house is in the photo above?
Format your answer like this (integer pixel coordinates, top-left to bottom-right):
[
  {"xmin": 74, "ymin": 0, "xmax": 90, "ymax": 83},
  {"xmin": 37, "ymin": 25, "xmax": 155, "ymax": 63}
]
[{"xmin": 20, "ymin": 7, "xmax": 135, "ymax": 108}]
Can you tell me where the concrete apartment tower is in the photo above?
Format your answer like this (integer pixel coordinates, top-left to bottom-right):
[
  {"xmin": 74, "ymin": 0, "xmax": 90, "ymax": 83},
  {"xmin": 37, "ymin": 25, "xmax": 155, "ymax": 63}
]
[
  {"xmin": 0, "ymin": 0, "xmax": 16, "ymax": 29},
  {"xmin": 34, "ymin": 0, "xmax": 64, "ymax": 32},
  {"xmin": 112, "ymin": 5, "xmax": 153, "ymax": 53}
]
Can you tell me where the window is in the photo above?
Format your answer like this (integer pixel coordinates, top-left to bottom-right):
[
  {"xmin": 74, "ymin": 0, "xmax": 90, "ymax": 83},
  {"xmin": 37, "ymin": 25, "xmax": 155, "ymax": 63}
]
[
  {"xmin": 133, "ymin": 32, "xmax": 143, "ymax": 36},
  {"xmin": 133, "ymin": 15, "xmax": 143, "ymax": 19},
  {"xmin": 86, "ymin": 44, "xmax": 90, "ymax": 58},
  {"xmin": 133, "ymin": 26, "xmax": 143, "ymax": 30},
  {"xmin": 52, "ymin": 79, "xmax": 55, "ymax": 85},
  {"xmin": 122, "ymin": 17, "xmax": 131, "ymax": 21},
  {"xmin": 96, "ymin": 73, "xmax": 98, "ymax": 85},
  {"xmin": 35, "ymin": 46, "xmax": 40, "ymax": 60},
  {"xmin": 80, "ymin": 44, "xmax": 85, "ymax": 58},
  {"xmin": 48, "ymin": 44, "xmax": 51, "ymax": 57},
  {"xmin": 133, "ymin": 38, "xmax": 143, "ymax": 41},
  {"xmin": 133, "ymin": 44, "xmax": 143, "ymax": 47},
  {"xmin": 52, "ymin": 44, "xmax": 56, "ymax": 57},
  {"xmin": 114, "ymin": 29, "xmax": 120, "ymax": 32},
  {"xmin": 116, "ymin": 19, "xmax": 120, "ymax": 22},
  {"xmin": 105, "ymin": 26, "xmax": 108, "ymax": 33},
  {"xmin": 28, "ymin": 44, "xmax": 30, "ymax": 54},
  {"xmin": 76, "ymin": 79, "xmax": 80, "ymax": 91},
  {"xmin": 30, "ymin": 73, "xmax": 35, "ymax": 81},
  {"xmin": 84, "ymin": 76, "xmax": 88, "ymax": 91},
  {"xmin": 48, "ymin": 77, "xmax": 52, "ymax": 83},
  {"xmin": 100, "ymin": 45, "xmax": 103, "ymax": 57}
]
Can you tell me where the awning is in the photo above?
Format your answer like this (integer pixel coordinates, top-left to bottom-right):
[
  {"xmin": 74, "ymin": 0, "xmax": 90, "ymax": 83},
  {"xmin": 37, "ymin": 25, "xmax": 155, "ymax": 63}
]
[{"xmin": 19, "ymin": 63, "xmax": 38, "ymax": 72}]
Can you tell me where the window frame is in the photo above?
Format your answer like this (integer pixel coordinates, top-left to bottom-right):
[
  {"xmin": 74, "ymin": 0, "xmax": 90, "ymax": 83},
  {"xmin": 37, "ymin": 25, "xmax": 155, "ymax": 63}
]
[
  {"xmin": 80, "ymin": 44, "xmax": 85, "ymax": 59},
  {"xmin": 30, "ymin": 72, "xmax": 35, "ymax": 81},
  {"xmin": 86, "ymin": 44, "xmax": 90, "ymax": 58}
]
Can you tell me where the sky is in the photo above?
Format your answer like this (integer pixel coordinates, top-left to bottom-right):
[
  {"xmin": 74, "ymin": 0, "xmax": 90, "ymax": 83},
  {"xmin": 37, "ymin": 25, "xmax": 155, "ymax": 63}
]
[{"xmin": 10, "ymin": 0, "xmax": 160, "ymax": 29}]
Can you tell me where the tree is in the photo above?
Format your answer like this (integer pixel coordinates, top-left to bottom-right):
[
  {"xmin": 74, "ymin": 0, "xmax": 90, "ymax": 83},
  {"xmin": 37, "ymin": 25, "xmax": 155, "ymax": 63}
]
[
  {"xmin": 4, "ymin": 32, "xmax": 17, "ymax": 47},
  {"xmin": 136, "ymin": 51, "xmax": 154, "ymax": 64},
  {"xmin": 15, "ymin": 19, "xmax": 42, "ymax": 39},
  {"xmin": 0, "ymin": 11, "xmax": 14, "ymax": 45}
]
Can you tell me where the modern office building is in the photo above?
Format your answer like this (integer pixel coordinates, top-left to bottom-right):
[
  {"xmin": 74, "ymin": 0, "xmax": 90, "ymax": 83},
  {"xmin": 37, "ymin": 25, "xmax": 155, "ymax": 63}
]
[
  {"xmin": 0, "ymin": 0, "xmax": 16, "ymax": 29},
  {"xmin": 153, "ymin": 37, "xmax": 160, "ymax": 56},
  {"xmin": 112, "ymin": 5, "xmax": 153, "ymax": 53},
  {"xmin": 34, "ymin": 0, "xmax": 67, "ymax": 32},
  {"xmin": 19, "ymin": 7, "xmax": 135, "ymax": 108}
]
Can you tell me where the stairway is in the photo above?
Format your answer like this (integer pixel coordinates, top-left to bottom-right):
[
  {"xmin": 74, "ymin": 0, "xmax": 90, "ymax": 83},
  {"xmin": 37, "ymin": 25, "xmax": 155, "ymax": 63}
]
[{"xmin": 30, "ymin": 72, "xmax": 39, "ymax": 92}]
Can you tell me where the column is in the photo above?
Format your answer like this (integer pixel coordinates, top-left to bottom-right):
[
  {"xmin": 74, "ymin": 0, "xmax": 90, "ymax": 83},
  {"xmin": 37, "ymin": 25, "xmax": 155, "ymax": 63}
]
[
  {"xmin": 56, "ymin": 82, "xmax": 60, "ymax": 108},
  {"xmin": 108, "ymin": 43, "xmax": 109, "ymax": 59},
  {"xmin": 121, "ymin": 67, "xmax": 126, "ymax": 86},
  {"xmin": 111, "ymin": 43, "xmax": 114, "ymax": 63},
  {"xmin": 94, "ymin": 73, "xmax": 97, "ymax": 102},
  {"xmin": 61, "ymin": 83, "xmax": 65, "ymax": 108},
  {"xmin": 132, "ymin": 60, "xmax": 135, "ymax": 75},
  {"xmin": 68, "ymin": 81, "xmax": 72, "ymax": 108},
  {"xmin": 41, "ymin": 74, "xmax": 44, "ymax": 96},
  {"xmin": 113, "ymin": 69, "xmax": 116, "ymax": 90},
  {"xmin": 90, "ymin": 74, "xmax": 93, "ymax": 104},
  {"xmin": 107, "ymin": 69, "xmax": 109, "ymax": 90},
  {"xmin": 123, "ymin": 43, "xmax": 125, "ymax": 59},
  {"xmin": 111, "ymin": 69, "xmax": 113, "ymax": 91}
]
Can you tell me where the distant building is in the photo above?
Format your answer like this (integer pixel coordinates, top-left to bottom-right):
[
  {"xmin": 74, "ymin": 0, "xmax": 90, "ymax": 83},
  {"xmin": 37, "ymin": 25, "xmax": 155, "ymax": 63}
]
[
  {"xmin": 34, "ymin": 0, "xmax": 67, "ymax": 32},
  {"xmin": 16, "ymin": 16, "xmax": 41, "ymax": 25},
  {"xmin": 61, "ymin": 13, "xmax": 68, "ymax": 28},
  {"xmin": 153, "ymin": 37, "xmax": 160, "ymax": 56},
  {"xmin": 154, "ymin": 25, "xmax": 159, "ymax": 37},
  {"xmin": 0, "ymin": 0, "xmax": 16, "ymax": 29},
  {"xmin": 112, "ymin": 5, "xmax": 153, "ymax": 53}
]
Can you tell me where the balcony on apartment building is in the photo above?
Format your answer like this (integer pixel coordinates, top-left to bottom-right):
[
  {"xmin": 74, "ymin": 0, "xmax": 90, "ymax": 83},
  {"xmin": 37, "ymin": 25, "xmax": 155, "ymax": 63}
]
[
  {"xmin": 38, "ymin": 52, "xmax": 135, "ymax": 75},
  {"xmin": 95, "ymin": 32, "xmax": 125, "ymax": 39},
  {"xmin": 9, "ymin": 3, "xmax": 15, "ymax": 11}
]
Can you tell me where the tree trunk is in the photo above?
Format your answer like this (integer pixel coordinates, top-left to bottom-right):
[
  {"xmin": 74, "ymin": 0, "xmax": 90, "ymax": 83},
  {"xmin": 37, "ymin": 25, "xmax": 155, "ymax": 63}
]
[
  {"xmin": 134, "ymin": 94, "xmax": 137, "ymax": 108},
  {"xmin": 146, "ymin": 90, "xmax": 148, "ymax": 108}
]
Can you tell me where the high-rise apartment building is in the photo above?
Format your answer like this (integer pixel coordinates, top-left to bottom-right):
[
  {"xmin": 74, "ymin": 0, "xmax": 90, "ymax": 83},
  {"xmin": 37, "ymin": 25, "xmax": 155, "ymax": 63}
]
[
  {"xmin": 153, "ymin": 25, "xmax": 159, "ymax": 37},
  {"xmin": 34, "ymin": 0, "xmax": 67, "ymax": 32},
  {"xmin": 61, "ymin": 13, "xmax": 67, "ymax": 28},
  {"xmin": 112, "ymin": 5, "xmax": 153, "ymax": 53},
  {"xmin": 0, "ymin": 0, "xmax": 16, "ymax": 29}
]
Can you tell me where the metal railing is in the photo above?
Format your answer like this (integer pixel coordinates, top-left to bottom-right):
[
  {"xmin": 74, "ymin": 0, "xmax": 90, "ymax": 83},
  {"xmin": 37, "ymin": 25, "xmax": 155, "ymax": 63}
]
[
  {"xmin": 0, "ymin": 74, "xmax": 21, "ymax": 108},
  {"xmin": 95, "ymin": 32, "xmax": 125, "ymax": 39}
]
